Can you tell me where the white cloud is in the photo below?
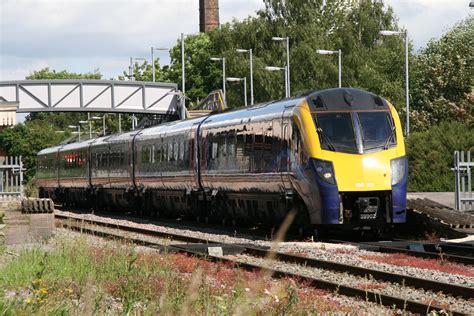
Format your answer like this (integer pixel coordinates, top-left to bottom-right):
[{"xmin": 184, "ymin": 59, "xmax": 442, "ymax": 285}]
[{"xmin": 384, "ymin": 0, "xmax": 472, "ymax": 50}]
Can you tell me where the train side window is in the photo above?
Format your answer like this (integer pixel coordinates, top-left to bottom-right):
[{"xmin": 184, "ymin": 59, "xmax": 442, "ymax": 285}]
[
  {"xmin": 236, "ymin": 133, "xmax": 244, "ymax": 158},
  {"xmin": 142, "ymin": 145, "xmax": 149, "ymax": 164},
  {"xmin": 263, "ymin": 133, "xmax": 274, "ymax": 172},
  {"xmin": 179, "ymin": 139, "xmax": 184, "ymax": 162},
  {"xmin": 253, "ymin": 132, "xmax": 264, "ymax": 173},
  {"xmin": 183, "ymin": 139, "xmax": 189, "ymax": 167},
  {"xmin": 155, "ymin": 143, "xmax": 162, "ymax": 163}
]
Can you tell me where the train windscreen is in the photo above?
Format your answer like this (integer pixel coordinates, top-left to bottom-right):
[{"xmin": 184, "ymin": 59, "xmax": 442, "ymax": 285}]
[
  {"xmin": 313, "ymin": 111, "xmax": 396, "ymax": 154},
  {"xmin": 314, "ymin": 113, "xmax": 358, "ymax": 153},
  {"xmin": 357, "ymin": 112, "xmax": 396, "ymax": 151}
]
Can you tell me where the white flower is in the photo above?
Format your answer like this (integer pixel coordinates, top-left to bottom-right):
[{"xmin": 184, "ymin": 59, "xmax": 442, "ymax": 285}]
[
  {"xmin": 264, "ymin": 289, "xmax": 271, "ymax": 295},
  {"xmin": 245, "ymin": 288, "xmax": 250, "ymax": 292}
]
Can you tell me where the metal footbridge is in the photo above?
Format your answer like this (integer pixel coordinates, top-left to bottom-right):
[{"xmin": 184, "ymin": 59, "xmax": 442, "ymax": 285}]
[{"xmin": 0, "ymin": 79, "xmax": 184, "ymax": 119}]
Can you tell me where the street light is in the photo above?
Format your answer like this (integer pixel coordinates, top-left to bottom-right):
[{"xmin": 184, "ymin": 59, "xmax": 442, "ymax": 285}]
[
  {"xmin": 129, "ymin": 57, "xmax": 147, "ymax": 81},
  {"xmin": 265, "ymin": 66, "xmax": 289, "ymax": 98},
  {"xmin": 180, "ymin": 32, "xmax": 200, "ymax": 111},
  {"xmin": 226, "ymin": 77, "xmax": 247, "ymax": 107},
  {"xmin": 91, "ymin": 115, "xmax": 106, "ymax": 136},
  {"xmin": 380, "ymin": 29, "xmax": 410, "ymax": 137},
  {"xmin": 68, "ymin": 125, "xmax": 81, "ymax": 141},
  {"xmin": 470, "ymin": 0, "xmax": 474, "ymax": 7},
  {"xmin": 272, "ymin": 36, "xmax": 291, "ymax": 96},
  {"xmin": 151, "ymin": 47, "xmax": 168, "ymax": 82},
  {"xmin": 78, "ymin": 120, "xmax": 90, "ymax": 139},
  {"xmin": 316, "ymin": 49, "xmax": 342, "ymax": 88},
  {"xmin": 210, "ymin": 57, "xmax": 226, "ymax": 105},
  {"xmin": 236, "ymin": 48, "xmax": 254, "ymax": 105}
]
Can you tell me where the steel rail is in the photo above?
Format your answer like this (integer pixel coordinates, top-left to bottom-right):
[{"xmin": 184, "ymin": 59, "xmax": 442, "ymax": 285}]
[
  {"xmin": 361, "ymin": 243, "xmax": 474, "ymax": 266},
  {"xmin": 56, "ymin": 214, "xmax": 473, "ymax": 304},
  {"xmin": 329, "ymin": 239, "xmax": 474, "ymax": 266}
]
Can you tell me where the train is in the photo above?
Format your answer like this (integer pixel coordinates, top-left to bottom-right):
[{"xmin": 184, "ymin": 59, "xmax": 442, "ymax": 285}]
[{"xmin": 36, "ymin": 88, "xmax": 408, "ymax": 234}]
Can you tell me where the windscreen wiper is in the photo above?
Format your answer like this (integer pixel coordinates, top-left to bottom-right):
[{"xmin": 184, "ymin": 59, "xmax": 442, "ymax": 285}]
[
  {"xmin": 317, "ymin": 127, "xmax": 336, "ymax": 151},
  {"xmin": 383, "ymin": 125, "xmax": 396, "ymax": 150}
]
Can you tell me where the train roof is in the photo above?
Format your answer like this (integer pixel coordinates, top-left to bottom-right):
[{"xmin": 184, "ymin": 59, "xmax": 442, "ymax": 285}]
[
  {"xmin": 38, "ymin": 144, "xmax": 63, "ymax": 156},
  {"xmin": 307, "ymin": 88, "xmax": 389, "ymax": 111},
  {"xmin": 199, "ymin": 97, "xmax": 303, "ymax": 129},
  {"xmin": 137, "ymin": 116, "xmax": 207, "ymax": 139},
  {"xmin": 58, "ymin": 138, "xmax": 96, "ymax": 152}
]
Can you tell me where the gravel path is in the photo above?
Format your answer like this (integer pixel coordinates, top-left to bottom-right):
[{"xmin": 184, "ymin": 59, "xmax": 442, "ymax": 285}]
[{"xmin": 55, "ymin": 210, "xmax": 474, "ymax": 289}]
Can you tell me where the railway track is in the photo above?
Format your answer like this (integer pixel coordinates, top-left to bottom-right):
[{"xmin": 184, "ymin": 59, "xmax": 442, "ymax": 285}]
[
  {"xmin": 329, "ymin": 239, "xmax": 474, "ymax": 266},
  {"xmin": 55, "ymin": 212, "xmax": 473, "ymax": 315}
]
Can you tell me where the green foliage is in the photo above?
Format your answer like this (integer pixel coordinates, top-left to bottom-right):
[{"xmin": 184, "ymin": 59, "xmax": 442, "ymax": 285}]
[
  {"xmin": 26, "ymin": 67, "xmax": 102, "ymax": 80},
  {"xmin": 406, "ymin": 121, "xmax": 474, "ymax": 192},
  {"xmin": 0, "ymin": 121, "xmax": 66, "ymax": 180},
  {"xmin": 410, "ymin": 16, "xmax": 474, "ymax": 130}
]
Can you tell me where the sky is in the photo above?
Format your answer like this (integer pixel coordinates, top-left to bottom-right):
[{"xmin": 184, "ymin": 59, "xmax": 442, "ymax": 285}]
[{"xmin": 0, "ymin": 0, "xmax": 472, "ymax": 82}]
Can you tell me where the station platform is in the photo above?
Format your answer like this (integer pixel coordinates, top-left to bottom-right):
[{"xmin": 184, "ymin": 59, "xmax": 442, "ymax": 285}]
[{"xmin": 408, "ymin": 192, "xmax": 456, "ymax": 209}]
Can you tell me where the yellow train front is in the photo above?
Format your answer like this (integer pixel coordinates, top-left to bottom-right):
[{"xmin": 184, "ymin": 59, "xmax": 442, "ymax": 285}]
[{"xmin": 291, "ymin": 88, "xmax": 407, "ymax": 231}]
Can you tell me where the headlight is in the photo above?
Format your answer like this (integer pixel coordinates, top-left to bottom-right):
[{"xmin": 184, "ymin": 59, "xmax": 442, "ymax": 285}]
[
  {"xmin": 312, "ymin": 159, "xmax": 336, "ymax": 185},
  {"xmin": 391, "ymin": 156, "xmax": 407, "ymax": 185}
]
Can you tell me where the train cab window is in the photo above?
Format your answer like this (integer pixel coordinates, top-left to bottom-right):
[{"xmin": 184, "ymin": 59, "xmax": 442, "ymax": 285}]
[
  {"xmin": 313, "ymin": 112, "xmax": 357, "ymax": 153},
  {"xmin": 357, "ymin": 111, "xmax": 396, "ymax": 150}
]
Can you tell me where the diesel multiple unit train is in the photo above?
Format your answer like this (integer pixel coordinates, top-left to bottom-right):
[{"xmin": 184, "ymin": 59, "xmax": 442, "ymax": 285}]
[{"xmin": 37, "ymin": 88, "xmax": 408, "ymax": 232}]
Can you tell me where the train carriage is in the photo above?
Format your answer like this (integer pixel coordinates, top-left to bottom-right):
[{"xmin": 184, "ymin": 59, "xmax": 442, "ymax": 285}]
[
  {"xmin": 37, "ymin": 88, "xmax": 408, "ymax": 233},
  {"xmin": 37, "ymin": 145, "xmax": 62, "ymax": 198}
]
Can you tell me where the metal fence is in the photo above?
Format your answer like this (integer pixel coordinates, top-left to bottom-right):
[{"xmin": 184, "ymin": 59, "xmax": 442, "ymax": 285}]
[
  {"xmin": 454, "ymin": 151, "xmax": 473, "ymax": 211},
  {"xmin": 0, "ymin": 156, "xmax": 23, "ymax": 200}
]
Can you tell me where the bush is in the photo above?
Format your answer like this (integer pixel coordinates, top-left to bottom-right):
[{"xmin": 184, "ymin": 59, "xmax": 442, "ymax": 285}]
[{"xmin": 406, "ymin": 121, "xmax": 474, "ymax": 192}]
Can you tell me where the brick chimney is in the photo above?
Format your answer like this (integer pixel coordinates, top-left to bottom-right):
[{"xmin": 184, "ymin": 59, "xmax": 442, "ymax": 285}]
[{"xmin": 199, "ymin": 0, "xmax": 219, "ymax": 32}]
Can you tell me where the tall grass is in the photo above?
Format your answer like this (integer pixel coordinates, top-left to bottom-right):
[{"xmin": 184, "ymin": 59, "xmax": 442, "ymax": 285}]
[{"xmin": 0, "ymin": 236, "xmax": 361, "ymax": 314}]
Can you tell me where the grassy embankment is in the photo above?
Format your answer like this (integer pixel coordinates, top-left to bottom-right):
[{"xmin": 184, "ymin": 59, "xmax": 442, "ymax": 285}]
[{"xmin": 0, "ymin": 237, "xmax": 365, "ymax": 315}]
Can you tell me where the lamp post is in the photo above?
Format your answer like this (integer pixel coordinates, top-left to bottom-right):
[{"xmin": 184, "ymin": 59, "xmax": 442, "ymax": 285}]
[
  {"xmin": 129, "ymin": 57, "xmax": 147, "ymax": 81},
  {"xmin": 79, "ymin": 120, "xmax": 90, "ymax": 139},
  {"xmin": 226, "ymin": 77, "xmax": 247, "ymax": 107},
  {"xmin": 91, "ymin": 115, "xmax": 106, "ymax": 136},
  {"xmin": 68, "ymin": 125, "xmax": 81, "ymax": 141},
  {"xmin": 151, "ymin": 47, "xmax": 168, "ymax": 82},
  {"xmin": 265, "ymin": 66, "xmax": 289, "ymax": 98},
  {"xmin": 272, "ymin": 36, "xmax": 291, "ymax": 96},
  {"xmin": 210, "ymin": 57, "xmax": 226, "ymax": 105},
  {"xmin": 380, "ymin": 29, "xmax": 410, "ymax": 136},
  {"xmin": 316, "ymin": 49, "xmax": 342, "ymax": 88},
  {"xmin": 236, "ymin": 48, "xmax": 254, "ymax": 105},
  {"xmin": 470, "ymin": 0, "xmax": 474, "ymax": 7}
]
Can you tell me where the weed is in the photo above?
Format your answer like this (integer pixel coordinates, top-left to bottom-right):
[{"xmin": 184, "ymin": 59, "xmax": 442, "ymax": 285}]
[
  {"xmin": 360, "ymin": 253, "xmax": 474, "ymax": 277},
  {"xmin": 0, "ymin": 236, "xmax": 371, "ymax": 314}
]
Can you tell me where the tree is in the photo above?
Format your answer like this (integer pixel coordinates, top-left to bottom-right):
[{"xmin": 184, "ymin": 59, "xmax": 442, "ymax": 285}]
[
  {"xmin": 406, "ymin": 121, "xmax": 474, "ymax": 191},
  {"xmin": 0, "ymin": 121, "xmax": 65, "ymax": 180},
  {"xmin": 410, "ymin": 16, "xmax": 474, "ymax": 130}
]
